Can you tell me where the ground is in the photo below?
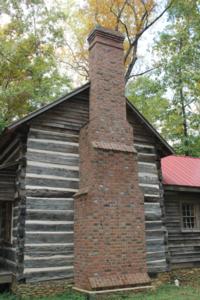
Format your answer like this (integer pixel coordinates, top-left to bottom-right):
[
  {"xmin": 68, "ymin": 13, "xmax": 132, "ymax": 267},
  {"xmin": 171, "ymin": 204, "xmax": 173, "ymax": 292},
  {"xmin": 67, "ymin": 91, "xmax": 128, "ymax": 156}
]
[{"xmin": 1, "ymin": 284, "xmax": 200, "ymax": 300}]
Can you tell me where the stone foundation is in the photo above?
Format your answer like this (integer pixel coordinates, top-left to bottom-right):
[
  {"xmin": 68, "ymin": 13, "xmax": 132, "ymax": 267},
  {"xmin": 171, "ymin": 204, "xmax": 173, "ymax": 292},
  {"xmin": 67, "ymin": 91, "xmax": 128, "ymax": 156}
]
[
  {"xmin": 11, "ymin": 278, "xmax": 73, "ymax": 299},
  {"xmin": 8, "ymin": 268, "xmax": 200, "ymax": 298},
  {"xmin": 152, "ymin": 267, "xmax": 200, "ymax": 288}
]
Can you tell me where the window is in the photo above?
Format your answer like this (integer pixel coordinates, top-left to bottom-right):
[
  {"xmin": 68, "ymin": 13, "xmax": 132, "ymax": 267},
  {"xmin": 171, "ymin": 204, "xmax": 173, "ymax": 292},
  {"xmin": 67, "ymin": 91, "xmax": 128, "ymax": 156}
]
[
  {"xmin": 0, "ymin": 202, "xmax": 13, "ymax": 243},
  {"xmin": 181, "ymin": 202, "xmax": 200, "ymax": 231}
]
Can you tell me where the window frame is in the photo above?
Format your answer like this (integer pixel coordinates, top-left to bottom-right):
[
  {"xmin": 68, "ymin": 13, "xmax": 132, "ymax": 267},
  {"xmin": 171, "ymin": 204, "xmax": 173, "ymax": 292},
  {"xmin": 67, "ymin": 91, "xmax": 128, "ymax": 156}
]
[{"xmin": 180, "ymin": 201, "xmax": 200, "ymax": 232}]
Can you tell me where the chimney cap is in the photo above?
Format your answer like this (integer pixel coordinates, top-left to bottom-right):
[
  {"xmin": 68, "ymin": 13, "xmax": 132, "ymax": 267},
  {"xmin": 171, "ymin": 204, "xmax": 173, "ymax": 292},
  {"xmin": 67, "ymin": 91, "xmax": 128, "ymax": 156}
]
[{"xmin": 88, "ymin": 25, "xmax": 124, "ymax": 45}]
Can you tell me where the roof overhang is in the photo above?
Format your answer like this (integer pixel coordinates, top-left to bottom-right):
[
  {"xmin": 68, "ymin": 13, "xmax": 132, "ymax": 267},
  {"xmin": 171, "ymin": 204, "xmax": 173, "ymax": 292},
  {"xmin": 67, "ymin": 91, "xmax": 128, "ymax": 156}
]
[{"xmin": 164, "ymin": 185, "xmax": 200, "ymax": 193}]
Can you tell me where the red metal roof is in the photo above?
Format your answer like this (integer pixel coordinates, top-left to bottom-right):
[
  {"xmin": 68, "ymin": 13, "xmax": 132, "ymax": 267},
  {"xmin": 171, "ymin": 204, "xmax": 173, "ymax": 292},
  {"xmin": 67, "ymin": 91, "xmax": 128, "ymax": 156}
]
[{"xmin": 161, "ymin": 155, "xmax": 200, "ymax": 187}]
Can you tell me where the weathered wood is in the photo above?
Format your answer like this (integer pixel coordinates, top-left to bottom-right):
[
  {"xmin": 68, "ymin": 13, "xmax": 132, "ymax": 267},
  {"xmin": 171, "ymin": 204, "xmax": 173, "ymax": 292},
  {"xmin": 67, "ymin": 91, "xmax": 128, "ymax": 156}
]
[
  {"xmin": 0, "ymin": 271, "xmax": 13, "ymax": 284},
  {"xmin": 24, "ymin": 267, "xmax": 74, "ymax": 283},
  {"xmin": 25, "ymin": 231, "xmax": 74, "ymax": 244},
  {"xmin": 25, "ymin": 243, "xmax": 74, "ymax": 255},
  {"xmin": 24, "ymin": 256, "xmax": 74, "ymax": 269},
  {"xmin": 26, "ymin": 197, "xmax": 74, "ymax": 210},
  {"xmin": 25, "ymin": 222, "xmax": 74, "ymax": 232},
  {"xmin": 0, "ymin": 169, "xmax": 16, "ymax": 201},
  {"xmin": 25, "ymin": 177, "xmax": 79, "ymax": 189},
  {"xmin": 21, "ymin": 94, "xmax": 168, "ymax": 281},
  {"xmin": 27, "ymin": 139, "xmax": 79, "ymax": 154},
  {"xmin": 27, "ymin": 150, "xmax": 79, "ymax": 166},
  {"xmin": 23, "ymin": 101, "xmax": 83, "ymax": 281},
  {"xmin": 164, "ymin": 191, "xmax": 200, "ymax": 269},
  {"xmin": 0, "ymin": 137, "xmax": 20, "ymax": 164},
  {"xmin": 26, "ymin": 209, "xmax": 74, "ymax": 221}
]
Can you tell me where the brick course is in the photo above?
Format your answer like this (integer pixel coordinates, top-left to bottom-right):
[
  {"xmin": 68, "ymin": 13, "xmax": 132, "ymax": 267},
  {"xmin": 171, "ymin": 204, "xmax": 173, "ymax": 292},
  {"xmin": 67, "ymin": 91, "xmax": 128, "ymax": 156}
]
[{"xmin": 74, "ymin": 26, "xmax": 150, "ymax": 291}]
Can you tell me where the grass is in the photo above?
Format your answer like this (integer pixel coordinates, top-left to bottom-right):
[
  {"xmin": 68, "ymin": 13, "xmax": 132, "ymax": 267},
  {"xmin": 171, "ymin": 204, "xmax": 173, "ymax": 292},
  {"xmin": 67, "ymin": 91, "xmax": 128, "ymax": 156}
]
[{"xmin": 0, "ymin": 284, "xmax": 200, "ymax": 300}]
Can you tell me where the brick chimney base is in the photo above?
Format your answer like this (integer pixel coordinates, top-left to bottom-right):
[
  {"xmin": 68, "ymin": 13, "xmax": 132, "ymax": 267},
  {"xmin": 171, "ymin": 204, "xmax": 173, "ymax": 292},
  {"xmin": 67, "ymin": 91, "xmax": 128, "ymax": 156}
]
[{"xmin": 74, "ymin": 126, "xmax": 150, "ymax": 291}]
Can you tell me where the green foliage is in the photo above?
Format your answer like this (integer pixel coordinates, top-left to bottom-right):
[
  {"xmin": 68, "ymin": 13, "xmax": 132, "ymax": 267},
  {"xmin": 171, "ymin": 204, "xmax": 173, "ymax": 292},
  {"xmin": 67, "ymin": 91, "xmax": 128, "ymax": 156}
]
[
  {"xmin": 127, "ymin": 76, "xmax": 169, "ymax": 129},
  {"xmin": 106, "ymin": 284, "xmax": 200, "ymax": 300},
  {"xmin": 154, "ymin": 0, "xmax": 200, "ymax": 156},
  {"xmin": 128, "ymin": 0, "xmax": 200, "ymax": 157},
  {"xmin": 0, "ymin": 0, "xmax": 71, "ymax": 129}
]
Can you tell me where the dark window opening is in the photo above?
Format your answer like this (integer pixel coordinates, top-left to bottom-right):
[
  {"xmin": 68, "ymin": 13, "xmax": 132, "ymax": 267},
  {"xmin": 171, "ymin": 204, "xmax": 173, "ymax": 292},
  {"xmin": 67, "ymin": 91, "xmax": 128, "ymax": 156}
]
[{"xmin": 0, "ymin": 202, "xmax": 12, "ymax": 243}]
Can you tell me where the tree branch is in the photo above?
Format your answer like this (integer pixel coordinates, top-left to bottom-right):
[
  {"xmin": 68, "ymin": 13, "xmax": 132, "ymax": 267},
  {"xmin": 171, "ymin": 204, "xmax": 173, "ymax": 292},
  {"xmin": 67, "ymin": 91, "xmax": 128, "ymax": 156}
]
[
  {"xmin": 110, "ymin": 0, "xmax": 128, "ymax": 31},
  {"xmin": 125, "ymin": 0, "xmax": 175, "ymax": 82},
  {"xmin": 125, "ymin": 40, "xmax": 138, "ymax": 83},
  {"xmin": 128, "ymin": 66, "xmax": 160, "ymax": 79},
  {"xmin": 138, "ymin": 0, "xmax": 175, "ymax": 38}
]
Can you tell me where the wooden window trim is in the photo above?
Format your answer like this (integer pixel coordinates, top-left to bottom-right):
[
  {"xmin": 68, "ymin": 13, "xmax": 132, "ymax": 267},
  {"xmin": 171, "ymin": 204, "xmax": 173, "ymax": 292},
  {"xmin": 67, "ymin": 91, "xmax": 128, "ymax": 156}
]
[{"xmin": 180, "ymin": 201, "xmax": 200, "ymax": 233}]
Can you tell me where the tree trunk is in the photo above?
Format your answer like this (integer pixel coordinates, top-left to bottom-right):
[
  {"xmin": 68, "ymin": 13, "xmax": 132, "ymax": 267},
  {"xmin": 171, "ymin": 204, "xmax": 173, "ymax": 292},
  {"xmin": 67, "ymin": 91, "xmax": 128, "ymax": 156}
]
[{"xmin": 179, "ymin": 86, "xmax": 189, "ymax": 156}]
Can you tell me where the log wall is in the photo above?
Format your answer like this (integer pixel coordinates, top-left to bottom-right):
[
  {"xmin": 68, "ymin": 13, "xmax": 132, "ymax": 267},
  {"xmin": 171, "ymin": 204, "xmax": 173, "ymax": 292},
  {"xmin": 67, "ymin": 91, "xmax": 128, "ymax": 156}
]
[
  {"xmin": 23, "ymin": 95, "xmax": 88, "ymax": 282},
  {"xmin": 0, "ymin": 134, "xmax": 25, "ymax": 274},
  {"xmin": 127, "ymin": 109, "xmax": 168, "ymax": 274},
  {"xmin": 22, "ymin": 92, "xmax": 168, "ymax": 283},
  {"xmin": 0, "ymin": 168, "xmax": 17, "ymax": 272},
  {"xmin": 164, "ymin": 190, "xmax": 200, "ymax": 269}
]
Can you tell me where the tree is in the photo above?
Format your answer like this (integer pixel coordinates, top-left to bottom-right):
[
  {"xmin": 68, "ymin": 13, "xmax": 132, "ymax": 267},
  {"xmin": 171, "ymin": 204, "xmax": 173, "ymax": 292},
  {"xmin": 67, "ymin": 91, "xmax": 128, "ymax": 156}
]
[
  {"xmin": 154, "ymin": 0, "xmax": 200, "ymax": 156},
  {"xmin": 0, "ymin": 0, "xmax": 71, "ymax": 130},
  {"xmin": 66, "ymin": 0, "xmax": 174, "ymax": 83},
  {"xmin": 127, "ymin": 76, "xmax": 169, "ymax": 130},
  {"xmin": 127, "ymin": 0, "xmax": 200, "ymax": 157}
]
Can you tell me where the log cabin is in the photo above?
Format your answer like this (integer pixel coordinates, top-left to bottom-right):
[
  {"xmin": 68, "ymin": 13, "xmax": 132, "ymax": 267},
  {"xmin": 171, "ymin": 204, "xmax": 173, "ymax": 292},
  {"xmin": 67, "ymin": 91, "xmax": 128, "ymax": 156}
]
[
  {"xmin": 162, "ymin": 156, "xmax": 200, "ymax": 270},
  {"xmin": 0, "ymin": 26, "xmax": 199, "ymax": 294}
]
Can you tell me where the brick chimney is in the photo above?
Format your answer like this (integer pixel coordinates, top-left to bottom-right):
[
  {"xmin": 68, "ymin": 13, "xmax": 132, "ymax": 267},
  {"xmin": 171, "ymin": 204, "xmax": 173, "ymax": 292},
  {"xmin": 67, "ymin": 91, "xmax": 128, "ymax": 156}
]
[{"xmin": 74, "ymin": 26, "xmax": 150, "ymax": 292}]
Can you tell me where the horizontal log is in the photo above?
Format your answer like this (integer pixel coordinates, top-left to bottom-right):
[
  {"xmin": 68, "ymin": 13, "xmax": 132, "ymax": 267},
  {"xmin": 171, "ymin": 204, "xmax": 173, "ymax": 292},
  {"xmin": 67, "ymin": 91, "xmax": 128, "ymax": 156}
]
[
  {"xmin": 145, "ymin": 221, "xmax": 163, "ymax": 230},
  {"xmin": 146, "ymin": 238, "xmax": 165, "ymax": 247},
  {"xmin": 146, "ymin": 244, "xmax": 166, "ymax": 253},
  {"xmin": 25, "ymin": 231, "xmax": 73, "ymax": 244},
  {"xmin": 26, "ymin": 209, "xmax": 74, "ymax": 221},
  {"xmin": 145, "ymin": 212, "xmax": 162, "ymax": 222},
  {"xmin": 147, "ymin": 251, "xmax": 166, "ymax": 262},
  {"xmin": 145, "ymin": 202, "xmax": 161, "ymax": 212},
  {"xmin": 27, "ymin": 160, "xmax": 79, "ymax": 173},
  {"xmin": 33, "ymin": 121, "xmax": 82, "ymax": 131},
  {"xmin": 43, "ymin": 115, "xmax": 87, "ymax": 128},
  {"xmin": 139, "ymin": 183, "xmax": 160, "ymax": 196},
  {"xmin": 31, "ymin": 125, "xmax": 79, "ymax": 136},
  {"xmin": 139, "ymin": 174, "xmax": 159, "ymax": 185},
  {"xmin": 27, "ymin": 150, "xmax": 79, "ymax": 166},
  {"xmin": 138, "ymin": 162, "xmax": 157, "ymax": 175},
  {"xmin": 29, "ymin": 130, "xmax": 79, "ymax": 143},
  {"xmin": 138, "ymin": 153, "xmax": 157, "ymax": 163},
  {"xmin": 25, "ymin": 222, "xmax": 74, "ymax": 232},
  {"xmin": 0, "ymin": 246, "xmax": 16, "ymax": 262},
  {"xmin": 134, "ymin": 143, "xmax": 155, "ymax": 153},
  {"xmin": 145, "ymin": 230, "xmax": 165, "ymax": 239},
  {"xmin": 26, "ymin": 189, "xmax": 76, "ymax": 198},
  {"xmin": 25, "ymin": 243, "xmax": 74, "ymax": 255},
  {"xmin": 27, "ymin": 140, "xmax": 79, "ymax": 154},
  {"xmin": 24, "ymin": 266, "xmax": 74, "ymax": 283},
  {"xmin": 144, "ymin": 194, "xmax": 161, "ymax": 203},
  {"xmin": 24, "ymin": 255, "xmax": 73, "ymax": 268},
  {"xmin": 25, "ymin": 177, "xmax": 79, "ymax": 190},
  {"xmin": 26, "ymin": 197, "xmax": 74, "ymax": 210}
]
